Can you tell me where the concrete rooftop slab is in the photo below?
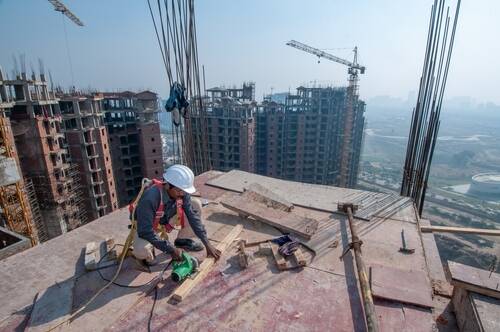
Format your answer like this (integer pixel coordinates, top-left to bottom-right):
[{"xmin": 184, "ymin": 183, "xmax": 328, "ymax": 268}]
[{"xmin": 0, "ymin": 171, "xmax": 459, "ymax": 331}]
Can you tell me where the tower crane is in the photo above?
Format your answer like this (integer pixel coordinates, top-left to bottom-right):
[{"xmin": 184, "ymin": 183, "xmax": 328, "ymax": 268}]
[
  {"xmin": 286, "ymin": 40, "xmax": 365, "ymax": 93},
  {"xmin": 285, "ymin": 40, "xmax": 366, "ymax": 188},
  {"xmin": 48, "ymin": 0, "xmax": 84, "ymax": 26}
]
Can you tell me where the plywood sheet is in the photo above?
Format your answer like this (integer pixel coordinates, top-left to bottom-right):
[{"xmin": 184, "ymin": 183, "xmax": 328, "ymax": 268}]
[
  {"xmin": 370, "ymin": 263, "xmax": 434, "ymax": 308},
  {"xmin": 220, "ymin": 193, "xmax": 319, "ymax": 239},
  {"xmin": 207, "ymin": 170, "xmax": 407, "ymax": 220},
  {"xmin": 448, "ymin": 261, "xmax": 500, "ymax": 299}
]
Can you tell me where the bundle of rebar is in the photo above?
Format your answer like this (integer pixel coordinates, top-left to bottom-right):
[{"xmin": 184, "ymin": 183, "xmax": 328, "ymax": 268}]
[
  {"xmin": 401, "ymin": 0, "xmax": 461, "ymax": 216},
  {"xmin": 146, "ymin": 0, "xmax": 211, "ymax": 175}
]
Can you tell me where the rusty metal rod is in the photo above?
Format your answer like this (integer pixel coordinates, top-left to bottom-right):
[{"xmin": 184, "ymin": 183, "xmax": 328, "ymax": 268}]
[{"xmin": 346, "ymin": 206, "xmax": 379, "ymax": 332}]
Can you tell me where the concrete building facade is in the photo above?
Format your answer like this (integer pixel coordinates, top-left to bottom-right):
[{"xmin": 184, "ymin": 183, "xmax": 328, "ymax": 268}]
[
  {"xmin": 190, "ymin": 83, "xmax": 365, "ymax": 187},
  {"xmin": 256, "ymin": 86, "xmax": 365, "ymax": 187},
  {"xmin": 0, "ymin": 71, "xmax": 86, "ymax": 238},
  {"xmin": 103, "ymin": 91, "xmax": 163, "ymax": 207},
  {"xmin": 58, "ymin": 93, "xmax": 118, "ymax": 221},
  {"xmin": 189, "ymin": 83, "xmax": 256, "ymax": 173}
]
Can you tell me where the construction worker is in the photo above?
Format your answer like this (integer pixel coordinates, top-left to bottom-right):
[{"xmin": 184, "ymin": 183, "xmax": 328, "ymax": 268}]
[{"xmin": 132, "ymin": 164, "xmax": 221, "ymax": 264}]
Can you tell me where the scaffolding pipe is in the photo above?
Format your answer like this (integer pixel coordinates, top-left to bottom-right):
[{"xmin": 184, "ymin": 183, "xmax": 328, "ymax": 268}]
[{"xmin": 339, "ymin": 203, "xmax": 379, "ymax": 332}]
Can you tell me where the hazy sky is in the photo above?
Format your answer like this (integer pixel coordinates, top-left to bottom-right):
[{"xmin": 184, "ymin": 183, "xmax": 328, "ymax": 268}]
[{"xmin": 1, "ymin": 0, "xmax": 499, "ymax": 103}]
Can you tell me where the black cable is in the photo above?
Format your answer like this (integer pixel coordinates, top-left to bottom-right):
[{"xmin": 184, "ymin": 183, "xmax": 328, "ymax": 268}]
[
  {"xmin": 147, "ymin": 285, "xmax": 159, "ymax": 332},
  {"xmin": 96, "ymin": 244, "xmax": 172, "ymax": 289}
]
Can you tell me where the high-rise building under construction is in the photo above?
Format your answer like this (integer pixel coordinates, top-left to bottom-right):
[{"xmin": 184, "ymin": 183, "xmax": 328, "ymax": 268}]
[
  {"xmin": 0, "ymin": 68, "xmax": 86, "ymax": 240},
  {"xmin": 102, "ymin": 91, "xmax": 163, "ymax": 207},
  {"xmin": 58, "ymin": 92, "xmax": 118, "ymax": 221},
  {"xmin": 189, "ymin": 83, "xmax": 256, "ymax": 173},
  {"xmin": 257, "ymin": 86, "xmax": 365, "ymax": 187},
  {"xmin": 189, "ymin": 83, "xmax": 365, "ymax": 188}
]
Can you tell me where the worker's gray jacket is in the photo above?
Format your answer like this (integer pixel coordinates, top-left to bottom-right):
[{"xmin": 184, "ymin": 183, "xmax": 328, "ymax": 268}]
[{"xmin": 135, "ymin": 186, "xmax": 208, "ymax": 254}]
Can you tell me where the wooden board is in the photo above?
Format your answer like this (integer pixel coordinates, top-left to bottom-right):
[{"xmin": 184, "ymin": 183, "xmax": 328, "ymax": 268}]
[
  {"xmin": 448, "ymin": 261, "xmax": 500, "ymax": 300},
  {"xmin": 207, "ymin": 169, "xmax": 406, "ymax": 220},
  {"xmin": 171, "ymin": 224, "xmax": 243, "ymax": 302},
  {"xmin": 420, "ymin": 225, "xmax": 500, "ymax": 236},
  {"xmin": 244, "ymin": 183, "xmax": 293, "ymax": 212},
  {"xmin": 220, "ymin": 193, "xmax": 319, "ymax": 239},
  {"xmin": 293, "ymin": 248, "xmax": 307, "ymax": 267},
  {"xmin": 370, "ymin": 263, "xmax": 434, "ymax": 308},
  {"xmin": 270, "ymin": 243, "xmax": 287, "ymax": 270}
]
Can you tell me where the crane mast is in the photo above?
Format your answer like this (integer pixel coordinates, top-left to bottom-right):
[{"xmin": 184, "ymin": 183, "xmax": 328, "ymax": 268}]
[{"xmin": 286, "ymin": 40, "xmax": 366, "ymax": 188}]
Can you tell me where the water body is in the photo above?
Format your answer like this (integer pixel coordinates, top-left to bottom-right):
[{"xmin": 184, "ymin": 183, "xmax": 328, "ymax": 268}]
[{"xmin": 365, "ymin": 129, "xmax": 491, "ymax": 142}]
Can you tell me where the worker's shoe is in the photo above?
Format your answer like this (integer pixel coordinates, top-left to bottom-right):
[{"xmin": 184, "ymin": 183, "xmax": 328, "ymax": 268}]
[{"xmin": 174, "ymin": 238, "xmax": 204, "ymax": 251}]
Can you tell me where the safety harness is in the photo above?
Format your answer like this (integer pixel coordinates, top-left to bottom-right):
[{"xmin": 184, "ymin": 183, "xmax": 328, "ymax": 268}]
[{"xmin": 128, "ymin": 178, "xmax": 185, "ymax": 233}]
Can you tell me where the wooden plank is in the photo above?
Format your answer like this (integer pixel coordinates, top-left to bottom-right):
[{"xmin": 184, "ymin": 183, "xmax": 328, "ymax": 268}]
[
  {"xmin": 270, "ymin": 243, "xmax": 287, "ymax": 270},
  {"xmin": 420, "ymin": 225, "xmax": 500, "ymax": 236},
  {"xmin": 207, "ymin": 169, "xmax": 396, "ymax": 220},
  {"xmin": 448, "ymin": 261, "xmax": 500, "ymax": 300},
  {"xmin": 370, "ymin": 263, "xmax": 434, "ymax": 308},
  {"xmin": 243, "ymin": 183, "xmax": 293, "ymax": 212},
  {"xmin": 237, "ymin": 240, "xmax": 249, "ymax": 269},
  {"xmin": 293, "ymin": 248, "xmax": 307, "ymax": 267},
  {"xmin": 171, "ymin": 225, "xmax": 243, "ymax": 302},
  {"xmin": 220, "ymin": 193, "xmax": 318, "ymax": 239}
]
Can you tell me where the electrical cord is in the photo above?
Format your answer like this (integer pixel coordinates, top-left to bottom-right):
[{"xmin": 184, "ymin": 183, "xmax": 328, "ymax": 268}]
[{"xmin": 96, "ymin": 246, "xmax": 172, "ymax": 288}]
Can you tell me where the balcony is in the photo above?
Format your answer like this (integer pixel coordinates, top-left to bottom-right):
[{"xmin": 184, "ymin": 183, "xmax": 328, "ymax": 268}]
[
  {"xmin": 91, "ymin": 178, "xmax": 104, "ymax": 186},
  {"xmin": 96, "ymin": 203, "xmax": 108, "ymax": 210},
  {"xmin": 84, "ymin": 140, "xmax": 97, "ymax": 146}
]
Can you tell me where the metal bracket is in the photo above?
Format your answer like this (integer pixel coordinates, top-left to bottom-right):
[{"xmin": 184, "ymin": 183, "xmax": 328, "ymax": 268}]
[{"xmin": 339, "ymin": 240, "xmax": 363, "ymax": 260}]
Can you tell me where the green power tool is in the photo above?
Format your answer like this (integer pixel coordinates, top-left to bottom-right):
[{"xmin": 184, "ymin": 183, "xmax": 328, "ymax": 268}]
[{"xmin": 171, "ymin": 252, "xmax": 199, "ymax": 282}]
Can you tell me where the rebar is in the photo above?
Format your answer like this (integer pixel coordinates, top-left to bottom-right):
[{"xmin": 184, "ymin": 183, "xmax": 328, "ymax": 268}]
[{"xmin": 401, "ymin": 0, "xmax": 461, "ymax": 215}]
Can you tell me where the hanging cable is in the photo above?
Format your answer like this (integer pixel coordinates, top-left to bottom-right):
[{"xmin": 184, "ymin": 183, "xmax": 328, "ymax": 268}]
[{"xmin": 61, "ymin": 13, "xmax": 75, "ymax": 87}]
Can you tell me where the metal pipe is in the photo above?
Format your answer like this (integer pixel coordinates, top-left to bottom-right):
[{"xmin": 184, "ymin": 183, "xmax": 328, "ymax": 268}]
[{"xmin": 346, "ymin": 206, "xmax": 379, "ymax": 332}]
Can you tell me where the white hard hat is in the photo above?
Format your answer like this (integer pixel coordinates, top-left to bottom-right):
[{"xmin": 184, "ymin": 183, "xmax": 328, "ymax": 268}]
[{"xmin": 163, "ymin": 164, "xmax": 196, "ymax": 194}]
